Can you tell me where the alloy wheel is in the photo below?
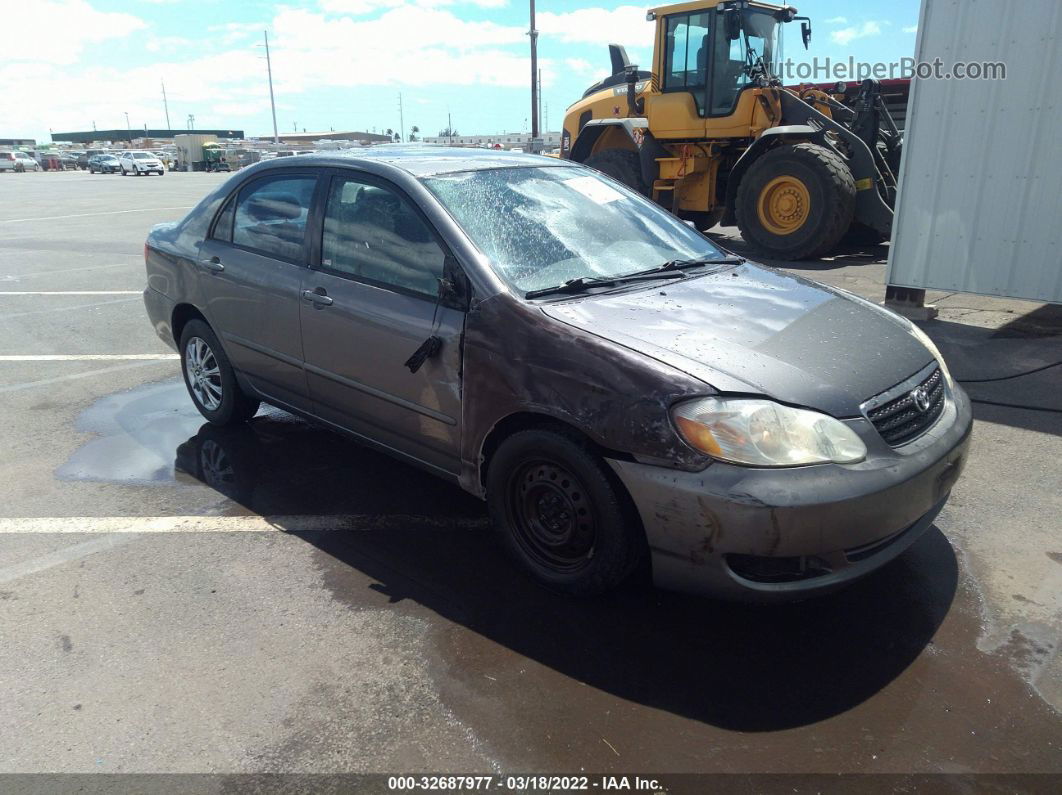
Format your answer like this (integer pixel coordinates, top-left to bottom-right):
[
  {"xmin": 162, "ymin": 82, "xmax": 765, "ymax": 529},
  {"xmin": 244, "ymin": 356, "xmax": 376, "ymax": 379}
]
[{"xmin": 184, "ymin": 336, "xmax": 223, "ymax": 411}]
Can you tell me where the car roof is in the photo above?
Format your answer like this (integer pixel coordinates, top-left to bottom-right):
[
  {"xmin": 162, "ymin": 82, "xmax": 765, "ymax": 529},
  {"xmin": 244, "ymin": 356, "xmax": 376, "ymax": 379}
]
[{"xmin": 248, "ymin": 144, "xmax": 579, "ymax": 178}]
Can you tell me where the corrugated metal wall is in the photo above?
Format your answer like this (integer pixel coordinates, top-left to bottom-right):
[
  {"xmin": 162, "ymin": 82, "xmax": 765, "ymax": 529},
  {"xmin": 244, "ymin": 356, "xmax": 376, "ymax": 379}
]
[{"xmin": 887, "ymin": 0, "xmax": 1062, "ymax": 303}]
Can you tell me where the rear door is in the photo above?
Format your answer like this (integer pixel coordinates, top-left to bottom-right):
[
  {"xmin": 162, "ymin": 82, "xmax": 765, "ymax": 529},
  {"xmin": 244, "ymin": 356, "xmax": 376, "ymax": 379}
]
[
  {"xmin": 298, "ymin": 170, "xmax": 465, "ymax": 476},
  {"xmin": 196, "ymin": 170, "xmax": 319, "ymax": 412}
]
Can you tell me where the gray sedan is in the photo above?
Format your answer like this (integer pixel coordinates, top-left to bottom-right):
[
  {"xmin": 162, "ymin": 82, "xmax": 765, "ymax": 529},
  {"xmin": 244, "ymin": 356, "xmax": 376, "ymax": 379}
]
[{"xmin": 142, "ymin": 148, "xmax": 971, "ymax": 600}]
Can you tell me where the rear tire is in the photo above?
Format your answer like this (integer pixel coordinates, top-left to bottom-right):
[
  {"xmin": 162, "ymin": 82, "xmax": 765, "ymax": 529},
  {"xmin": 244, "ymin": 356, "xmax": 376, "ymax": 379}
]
[
  {"xmin": 178, "ymin": 319, "xmax": 260, "ymax": 426},
  {"xmin": 583, "ymin": 148, "xmax": 648, "ymax": 196},
  {"xmin": 736, "ymin": 142, "xmax": 855, "ymax": 260},
  {"xmin": 486, "ymin": 428, "xmax": 644, "ymax": 596}
]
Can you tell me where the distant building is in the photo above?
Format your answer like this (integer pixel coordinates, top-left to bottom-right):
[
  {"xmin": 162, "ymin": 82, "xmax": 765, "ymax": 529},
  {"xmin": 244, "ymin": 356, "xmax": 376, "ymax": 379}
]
[
  {"xmin": 0, "ymin": 137, "xmax": 35, "ymax": 147},
  {"xmin": 255, "ymin": 131, "xmax": 394, "ymax": 144},
  {"xmin": 51, "ymin": 129, "xmax": 244, "ymax": 144},
  {"xmin": 421, "ymin": 131, "xmax": 562, "ymax": 148}
]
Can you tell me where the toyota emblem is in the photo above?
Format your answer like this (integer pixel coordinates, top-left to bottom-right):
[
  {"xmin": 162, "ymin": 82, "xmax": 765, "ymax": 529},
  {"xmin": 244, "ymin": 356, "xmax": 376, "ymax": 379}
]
[{"xmin": 910, "ymin": 386, "xmax": 931, "ymax": 412}]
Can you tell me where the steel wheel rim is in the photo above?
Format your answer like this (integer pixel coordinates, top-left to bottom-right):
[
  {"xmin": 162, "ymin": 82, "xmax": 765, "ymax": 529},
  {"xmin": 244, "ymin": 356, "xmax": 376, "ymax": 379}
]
[
  {"xmin": 185, "ymin": 336, "xmax": 223, "ymax": 411},
  {"xmin": 507, "ymin": 459, "xmax": 596, "ymax": 572},
  {"xmin": 758, "ymin": 175, "xmax": 811, "ymax": 235}
]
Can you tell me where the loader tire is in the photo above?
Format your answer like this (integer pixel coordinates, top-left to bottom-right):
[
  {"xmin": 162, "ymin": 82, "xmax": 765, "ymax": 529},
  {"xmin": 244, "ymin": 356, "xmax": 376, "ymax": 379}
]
[
  {"xmin": 583, "ymin": 148, "xmax": 647, "ymax": 196},
  {"xmin": 736, "ymin": 142, "xmax": 855, "ymax": 260}
]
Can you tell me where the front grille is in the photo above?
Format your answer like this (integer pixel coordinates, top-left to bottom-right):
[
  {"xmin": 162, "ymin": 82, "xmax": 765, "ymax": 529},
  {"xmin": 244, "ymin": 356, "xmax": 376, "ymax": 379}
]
[{"xmin": 866, "ymin": 367, "xmax": 946, "ymax": 446}]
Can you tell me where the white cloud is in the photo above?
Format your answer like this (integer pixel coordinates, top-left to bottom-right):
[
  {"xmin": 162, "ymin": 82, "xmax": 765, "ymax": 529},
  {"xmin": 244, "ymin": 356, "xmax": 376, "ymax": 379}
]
[
  {"xmin": 830, "ymin": 21, "xmax": 883, "ymax": 46},
  {"xmin": 145, "ymin": 35, "xmax": 194, "ymax": 53},
  {"xmin": 0, "ymin": 0, "xmax": 145, "ymax": 66},
  {"xmin": 538, "ymin": 6, "xmax": 654, "ymax": 50},
  {"xmin": 825, "ymin": 16, "xmax": 848, "ymax": 25},
  {"xmin": 903, "ymin": 25, "xmax": 918, "ymax": 33},
  {"xmin": 321, "ymin": 0, "xmax": 508, "ymax": 14}
]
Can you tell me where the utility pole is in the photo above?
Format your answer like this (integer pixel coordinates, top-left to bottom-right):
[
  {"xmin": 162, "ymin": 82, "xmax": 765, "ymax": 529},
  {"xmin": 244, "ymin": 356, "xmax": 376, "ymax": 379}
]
[
  {"xmin": 448, "ymin": 111, "xmax": 453, "ymax": 144},
  {"xmin": 187, "ymin": 113, "xmax": 195, "ymax": 130},
  {"xmin": 161, "ymin": 79, "xmax": 171, "ymax": 129},
  {"xmin": 538, "ymin": 67, "xmax": 543, "ymax": 135},
  {"xmin": 529, "ymin": 0, "xmax": 539, "ymax": 140},
  {"xmin": 263, "ymin": 31, "xmax": 280, "ymax": 145},
  {"xmin": 124, "ymin": 112, "xmax": 131, "ymax": 144},
  {"xmin": 398, "ymin": 92, "xmax": 405, "ymax": 143}
]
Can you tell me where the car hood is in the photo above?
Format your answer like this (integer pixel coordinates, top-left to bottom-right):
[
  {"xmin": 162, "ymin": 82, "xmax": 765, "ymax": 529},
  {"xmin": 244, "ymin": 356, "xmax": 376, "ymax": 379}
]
[{"xmin": 540, "ymin": 263, "xmax": 933, "ymax": 417}]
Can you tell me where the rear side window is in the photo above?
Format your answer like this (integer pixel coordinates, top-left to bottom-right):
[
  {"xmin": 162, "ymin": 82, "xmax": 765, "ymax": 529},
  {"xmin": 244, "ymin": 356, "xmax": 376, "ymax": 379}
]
[{"xmin": 232, "ymin": 175, "xmax": 316, "ymax": 262}]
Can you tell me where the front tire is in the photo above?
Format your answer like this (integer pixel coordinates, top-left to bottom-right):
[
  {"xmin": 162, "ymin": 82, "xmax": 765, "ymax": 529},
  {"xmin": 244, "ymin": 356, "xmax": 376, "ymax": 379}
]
[
  {"xmin": 179, "ymin": 319, "xmax": 260, "ymax": 426},
  {"xmin": 486, "ymin": 428, "xmax": 644, "ymax": 595},
  {"xmin": 735, "ymin": 142, "xmax": 856, "ymax": 260},
  {"xmin": 583, "ymin": 148, "xmax": 648, "ymax": 196}
]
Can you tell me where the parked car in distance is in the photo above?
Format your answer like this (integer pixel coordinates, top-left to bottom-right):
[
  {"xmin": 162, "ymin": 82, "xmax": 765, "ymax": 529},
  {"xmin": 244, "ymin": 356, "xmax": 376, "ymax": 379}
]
[
  {"xmin": 142, "ymin": 149, "xmax": 972, "ymax": 601},
  {"xmin": 119, "ymin": 151, "xmax": 166, "ymax": 176},
  {"xmin": 57, "ymin": 152, "xmax": 79, "ymax": 170},
  {"xmin": 0, "ymin": 151, "xmax": 41, "ymax": 172},
  {"xmin": 33, "ymin": 151, "xmax": 63, "ymax": 171},
  {"xmin": 88, "ymin": 154, "xmax": 122, "ymax": 173}
]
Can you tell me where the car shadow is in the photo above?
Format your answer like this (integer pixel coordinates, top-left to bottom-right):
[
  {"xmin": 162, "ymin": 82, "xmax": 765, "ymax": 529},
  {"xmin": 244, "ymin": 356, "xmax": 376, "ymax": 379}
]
[{"xmin": 175, "ymin": 415, "xmax": 957, "ymax": 733}]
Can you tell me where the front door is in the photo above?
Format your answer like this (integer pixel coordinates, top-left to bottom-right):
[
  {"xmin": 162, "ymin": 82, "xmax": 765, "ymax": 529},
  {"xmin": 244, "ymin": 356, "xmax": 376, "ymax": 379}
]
[
  {"xmin": 299, "ymin": 172, "xmax": 465, "ymax": 476},
  {"xmin": 197, "ymin": 171, "xmax": 318, "ymax": 412}
]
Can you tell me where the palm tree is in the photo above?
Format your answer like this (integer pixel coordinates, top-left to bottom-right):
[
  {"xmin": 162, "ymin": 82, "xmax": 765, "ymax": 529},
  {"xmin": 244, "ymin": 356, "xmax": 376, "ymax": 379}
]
[
  {"xmin": 410, "ymin": 125, "xmax": 420, "ymax": 142},
  {"xmin": 385, "ymin": 128, "xmax": 393, "ymax": 137}
]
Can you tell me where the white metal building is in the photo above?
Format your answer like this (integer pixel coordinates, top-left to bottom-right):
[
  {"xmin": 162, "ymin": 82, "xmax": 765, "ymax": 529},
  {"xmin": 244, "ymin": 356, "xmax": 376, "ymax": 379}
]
[{"xmin": 887, "ymin": 0, "xmax": 1062, "ymax": 305}]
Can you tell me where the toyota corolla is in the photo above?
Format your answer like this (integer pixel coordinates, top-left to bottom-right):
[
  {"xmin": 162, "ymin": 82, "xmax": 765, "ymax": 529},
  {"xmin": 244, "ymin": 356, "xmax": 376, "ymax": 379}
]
[{"xmin": 142, "ymin": 148, "xmax": 971, "ymax": 600}]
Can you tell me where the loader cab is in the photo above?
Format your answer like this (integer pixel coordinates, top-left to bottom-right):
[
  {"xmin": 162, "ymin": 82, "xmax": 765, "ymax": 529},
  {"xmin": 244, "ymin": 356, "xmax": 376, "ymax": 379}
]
[{"xmin": 648, "ymin": 1, "xmax": 785, "ymax": 136}]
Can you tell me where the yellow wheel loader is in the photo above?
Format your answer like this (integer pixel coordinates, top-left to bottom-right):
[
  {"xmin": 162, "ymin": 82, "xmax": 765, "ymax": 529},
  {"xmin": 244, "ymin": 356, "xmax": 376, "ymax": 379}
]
[{"xmin": 561, "ymin": 0, "xmax": 902, "ymax": 259}]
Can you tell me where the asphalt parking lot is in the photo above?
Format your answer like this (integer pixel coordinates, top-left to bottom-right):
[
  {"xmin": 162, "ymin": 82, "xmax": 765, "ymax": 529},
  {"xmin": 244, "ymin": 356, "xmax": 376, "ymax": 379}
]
[{"xmin": 0, "ymin": 169, "xmax": 1059, "ymax": 783}]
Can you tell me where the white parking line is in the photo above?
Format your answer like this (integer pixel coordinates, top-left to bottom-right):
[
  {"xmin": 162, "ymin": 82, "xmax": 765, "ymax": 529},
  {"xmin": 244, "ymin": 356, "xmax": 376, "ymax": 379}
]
[
  {"xmin": 0, "ymin": 515, "xmax": 486, "ymax": 534},
  {"xmin": 0, "ymin": 206, "xmax": 194, "ymax": 224},
  {"xmin": 0, "ymin": 360, "xmax": 176, "ymax": 393},
  {"xmin": 0, "ymin": 291, "xmax": 141, "ymax": 295},
  {"xmin": 0, "ymin": 535, "xmax": 132, "ymax": 585},
  {"xmin": 1, "ymin": 262, "xmax": 133, "ymax": 280},
  {"xmin": 0, "ymin": 354, "xmax": 178, "ymax": 361}
]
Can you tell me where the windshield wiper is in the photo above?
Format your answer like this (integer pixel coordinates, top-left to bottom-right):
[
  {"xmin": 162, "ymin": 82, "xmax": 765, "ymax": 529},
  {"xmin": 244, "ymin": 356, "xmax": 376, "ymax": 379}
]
[
  {"xmin": 524, "ymin": 269, "xmax": 688, "ymax": 300},
  {"xmin": 627, "ymin": 256, "xmax": 746, "ymax": 277}
]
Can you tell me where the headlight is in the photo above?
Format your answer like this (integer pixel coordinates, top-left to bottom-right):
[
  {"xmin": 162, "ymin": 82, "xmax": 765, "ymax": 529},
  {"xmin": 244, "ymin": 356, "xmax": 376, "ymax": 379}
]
[{"xmin": 672, "ymin": 397, "xmax": 867, "ymax": 467}]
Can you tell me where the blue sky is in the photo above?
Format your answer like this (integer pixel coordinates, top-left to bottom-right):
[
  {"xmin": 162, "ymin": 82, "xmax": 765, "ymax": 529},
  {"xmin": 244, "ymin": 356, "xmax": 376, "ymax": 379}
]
[{"xmin": 0, "ymin": 0, "xmax": 921, "ymax": 143}]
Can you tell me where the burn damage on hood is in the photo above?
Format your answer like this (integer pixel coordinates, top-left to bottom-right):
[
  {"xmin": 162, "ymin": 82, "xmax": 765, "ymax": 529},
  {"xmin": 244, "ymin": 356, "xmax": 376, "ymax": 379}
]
[{"xmin": 539, "ymin": 263, "xmax": 933, "ymax": 418}]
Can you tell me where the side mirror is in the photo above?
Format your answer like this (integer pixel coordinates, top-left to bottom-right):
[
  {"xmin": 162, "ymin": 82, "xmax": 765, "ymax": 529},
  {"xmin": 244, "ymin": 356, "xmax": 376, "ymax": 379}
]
[
  {"xmin": 801, "ymin": 20, "xmax": 812, "ymax": 49},
  {"xmin": 724, "ymin": 9, "xmax": 742, "ymax": 41}
]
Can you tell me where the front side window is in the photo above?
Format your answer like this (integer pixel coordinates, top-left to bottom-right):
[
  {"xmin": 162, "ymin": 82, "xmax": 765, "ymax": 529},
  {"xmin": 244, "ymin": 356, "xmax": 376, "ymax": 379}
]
[
  {"xmin": 424, "ymin": 166, "xmax": 725, "ymax": 294},
  {"xmin": 232, "ymin": 174, "xmax": 316, "ymax": 262},
  {"xmin": 663, "ymin": 12, "xmax": 711, "ymax": 114},
  {"xmin": 320, "ymin": 176, "xmax": 444, "ymax": 298}
]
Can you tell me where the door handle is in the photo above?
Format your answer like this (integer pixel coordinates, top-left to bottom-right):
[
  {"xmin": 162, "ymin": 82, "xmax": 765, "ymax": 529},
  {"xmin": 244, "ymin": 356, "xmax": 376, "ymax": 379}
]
[
  {"xmin": 198, "ymin": 256, "xmax": 224, "ymax": 273},
  {"xmin": 301, "ymin": 289, "xmax": 333, "ymax": 307}
]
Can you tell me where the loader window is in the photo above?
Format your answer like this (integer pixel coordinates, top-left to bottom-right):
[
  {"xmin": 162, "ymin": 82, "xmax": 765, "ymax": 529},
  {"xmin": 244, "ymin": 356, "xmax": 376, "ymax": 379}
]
[{"xmin": 663, "ymin": 12, "xmax": 711, "ymax": 115}]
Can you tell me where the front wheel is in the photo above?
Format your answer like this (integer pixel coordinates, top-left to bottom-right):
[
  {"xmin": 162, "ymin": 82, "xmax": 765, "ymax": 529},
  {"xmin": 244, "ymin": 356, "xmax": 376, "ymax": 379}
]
[
  {"xmin": 486, "ymin": 429, "xmax": 644, "ymax": 595},
  {"xmin": 735, "ymin": 142, "xmax": 856, "ymax": 260},
  {"xmin": 179, "ymin": 320, "xmax": 260, "ymax": 426}
]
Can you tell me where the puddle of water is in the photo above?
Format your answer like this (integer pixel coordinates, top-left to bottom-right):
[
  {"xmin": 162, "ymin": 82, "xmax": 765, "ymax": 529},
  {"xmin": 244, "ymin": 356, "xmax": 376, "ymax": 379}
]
[
  {"xmin": 57, "ymin": 378, "xmax": 485, "ymax": 520},
  {"xmin": 57, "ymin": 379, "xmax": 203, "ymax": 486}
]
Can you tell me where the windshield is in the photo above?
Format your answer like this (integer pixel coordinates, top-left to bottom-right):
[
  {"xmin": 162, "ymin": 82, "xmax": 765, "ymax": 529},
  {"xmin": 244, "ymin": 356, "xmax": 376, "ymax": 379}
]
[
  {"xmin": 132, "ymin": 152, "xmax": 152, "ymax": 159},
  {"xmin": 423, "ymin": 166, "xmax": 725, "ymax": 294},
  {"xmin": 744, "ymin": 8, "xmax": 780, "ymax": 78}
]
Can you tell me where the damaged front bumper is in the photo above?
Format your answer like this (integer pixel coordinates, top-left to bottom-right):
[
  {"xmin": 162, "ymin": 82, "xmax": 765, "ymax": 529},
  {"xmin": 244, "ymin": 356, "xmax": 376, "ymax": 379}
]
[{"xmin": 607, "ymin": 386, "xmax": 973, "ymax": 602}]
